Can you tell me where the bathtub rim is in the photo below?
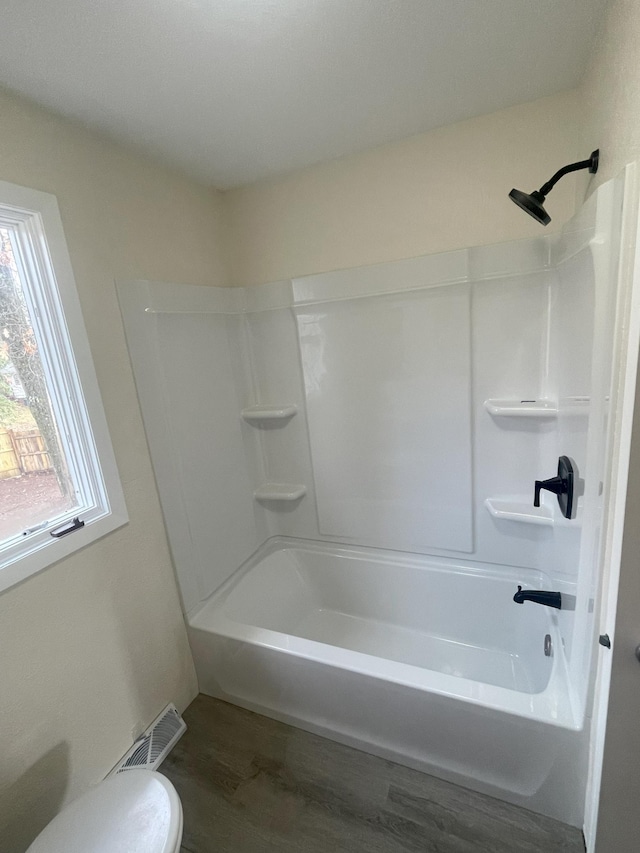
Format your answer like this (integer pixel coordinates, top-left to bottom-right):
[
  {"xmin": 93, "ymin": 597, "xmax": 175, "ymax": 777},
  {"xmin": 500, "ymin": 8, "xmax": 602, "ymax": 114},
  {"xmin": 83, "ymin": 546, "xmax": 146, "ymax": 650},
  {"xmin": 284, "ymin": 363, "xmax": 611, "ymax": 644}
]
[{"xmin": 188, "ymin": 535, "xmax": 583, "ymax": 731}]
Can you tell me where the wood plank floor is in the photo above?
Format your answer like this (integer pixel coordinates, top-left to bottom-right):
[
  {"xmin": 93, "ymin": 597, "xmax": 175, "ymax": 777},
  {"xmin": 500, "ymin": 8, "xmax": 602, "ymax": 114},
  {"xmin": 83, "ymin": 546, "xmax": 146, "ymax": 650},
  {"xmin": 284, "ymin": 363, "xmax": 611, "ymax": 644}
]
[{"xmin": 162, "ymin": 695, "xmax": 584, "ymax": 853}]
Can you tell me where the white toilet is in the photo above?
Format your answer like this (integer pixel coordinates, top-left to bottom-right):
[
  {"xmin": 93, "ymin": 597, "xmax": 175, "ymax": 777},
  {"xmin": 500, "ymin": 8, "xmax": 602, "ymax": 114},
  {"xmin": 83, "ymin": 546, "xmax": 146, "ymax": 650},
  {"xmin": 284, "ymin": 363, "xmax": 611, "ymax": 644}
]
[{"xmin": 26, "ymin": 769, "xmax": 183, "ymax": 853}]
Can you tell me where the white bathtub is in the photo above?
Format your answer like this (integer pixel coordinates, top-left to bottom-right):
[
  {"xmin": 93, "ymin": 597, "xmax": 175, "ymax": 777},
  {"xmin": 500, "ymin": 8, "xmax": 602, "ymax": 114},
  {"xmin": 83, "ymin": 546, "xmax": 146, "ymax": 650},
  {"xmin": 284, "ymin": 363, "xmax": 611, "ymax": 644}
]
[{"xmin": 188, "ymin": 538, "xmax": 586, "ymax": 825}]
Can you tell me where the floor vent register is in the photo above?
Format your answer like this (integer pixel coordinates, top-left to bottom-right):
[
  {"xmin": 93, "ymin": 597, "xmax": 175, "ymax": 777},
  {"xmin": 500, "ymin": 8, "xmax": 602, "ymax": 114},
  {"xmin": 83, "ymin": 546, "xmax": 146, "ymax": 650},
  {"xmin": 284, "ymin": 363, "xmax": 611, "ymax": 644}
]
[{"xmin": 108, "ymin": 703, "xmax": 186, "ymax": 775}]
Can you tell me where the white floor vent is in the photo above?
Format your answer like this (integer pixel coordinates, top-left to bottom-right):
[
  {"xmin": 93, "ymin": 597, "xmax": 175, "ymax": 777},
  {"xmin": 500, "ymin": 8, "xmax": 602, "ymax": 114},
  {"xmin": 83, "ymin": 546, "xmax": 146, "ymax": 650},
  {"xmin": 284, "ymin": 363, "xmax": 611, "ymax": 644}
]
[{"xmin": 109, "ymin": 703, "xmax": 186, "ymax": 776}]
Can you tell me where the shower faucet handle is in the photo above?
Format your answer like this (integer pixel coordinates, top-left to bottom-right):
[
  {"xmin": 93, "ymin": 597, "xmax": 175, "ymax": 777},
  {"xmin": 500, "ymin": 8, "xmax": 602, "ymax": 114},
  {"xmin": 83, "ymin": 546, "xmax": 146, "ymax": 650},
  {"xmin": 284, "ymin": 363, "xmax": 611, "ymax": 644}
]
[
  {"xmin": 533, "ymin": 476, "xmax": 566, "ymax": 507},
  {"xmin": 533, "ymin": 455, "xmax": 575, "ymax": 520}
]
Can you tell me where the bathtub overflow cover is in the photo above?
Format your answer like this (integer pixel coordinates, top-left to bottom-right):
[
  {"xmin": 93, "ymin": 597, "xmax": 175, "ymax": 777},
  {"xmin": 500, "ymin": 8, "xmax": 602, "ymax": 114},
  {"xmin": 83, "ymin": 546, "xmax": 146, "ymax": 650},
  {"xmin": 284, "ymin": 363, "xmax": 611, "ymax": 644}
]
[{"xmin": 544, "ymin": 634, "xmax": 553, "ymax": 657}]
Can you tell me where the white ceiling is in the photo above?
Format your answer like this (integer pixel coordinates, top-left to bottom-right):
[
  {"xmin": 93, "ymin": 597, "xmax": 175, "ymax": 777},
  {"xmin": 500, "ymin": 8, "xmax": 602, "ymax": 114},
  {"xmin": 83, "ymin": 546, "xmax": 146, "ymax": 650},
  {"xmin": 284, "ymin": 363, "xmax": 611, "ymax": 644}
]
[{"xmin": 0, "ymin": 0, "xmax": 607, "ymax": 188}]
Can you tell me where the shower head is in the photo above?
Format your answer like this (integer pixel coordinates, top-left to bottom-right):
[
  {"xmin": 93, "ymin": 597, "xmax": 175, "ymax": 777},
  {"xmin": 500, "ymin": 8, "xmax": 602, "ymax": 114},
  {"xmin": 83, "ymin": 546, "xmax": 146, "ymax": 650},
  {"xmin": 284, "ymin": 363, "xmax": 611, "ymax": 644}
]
[
  {"xmin": 509, "ymin": 149, "xmax": 599, "ymax": 226},
  {"xmin": 508, "ymin": 188, "xmax": 551, "ymax": 226}
]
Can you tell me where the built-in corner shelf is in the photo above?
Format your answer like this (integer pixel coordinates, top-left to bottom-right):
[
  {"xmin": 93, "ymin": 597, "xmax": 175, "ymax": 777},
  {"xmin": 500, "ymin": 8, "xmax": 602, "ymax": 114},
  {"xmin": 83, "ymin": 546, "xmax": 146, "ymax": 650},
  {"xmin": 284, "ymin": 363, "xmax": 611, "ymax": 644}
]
[
  {"xmin": 484, "ymin": 497, "xmax": 554, "ymax": 527},
  {"xmin": 254, "ymin": 483, "xmax": 307, "ymax": 502},
  {"xmin": 242, "ymin": 404, "xmax": 298, "ymax": 423},
  {"xmin": 484, "ymin": 398, "xmax": 558, "ymax": 418}
]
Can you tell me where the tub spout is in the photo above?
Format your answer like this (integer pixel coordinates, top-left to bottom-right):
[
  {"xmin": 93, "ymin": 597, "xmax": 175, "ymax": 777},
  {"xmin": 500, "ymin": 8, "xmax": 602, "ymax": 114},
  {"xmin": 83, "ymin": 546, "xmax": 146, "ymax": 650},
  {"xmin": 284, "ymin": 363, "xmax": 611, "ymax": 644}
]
[{"xmin": 513, "ymin": 585, "xmax": 562, "ymax": 609}]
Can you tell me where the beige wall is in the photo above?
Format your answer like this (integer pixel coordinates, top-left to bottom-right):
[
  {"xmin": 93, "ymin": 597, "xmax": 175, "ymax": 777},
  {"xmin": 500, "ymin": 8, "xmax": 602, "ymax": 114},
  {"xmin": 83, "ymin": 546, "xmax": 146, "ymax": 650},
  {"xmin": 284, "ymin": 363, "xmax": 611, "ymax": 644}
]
[
  {"xmin": 0, "ymin": 88, "xmax": 229, "ymax": 852},
  {"xmin": 224, "ymin": 89, "xmax": 582, "ymax": 286},
  {"xmin": 581, "ymin": 0, "xmax": 640, "ymax": 191}
]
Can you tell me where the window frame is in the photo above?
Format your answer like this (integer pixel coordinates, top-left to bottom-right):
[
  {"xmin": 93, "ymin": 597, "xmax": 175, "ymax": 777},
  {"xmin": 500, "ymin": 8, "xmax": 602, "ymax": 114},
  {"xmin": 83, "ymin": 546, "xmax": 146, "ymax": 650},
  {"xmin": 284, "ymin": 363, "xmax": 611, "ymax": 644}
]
[{"xmin": 0, "ymin": 180, "xmax": 127, "ymax": 592}]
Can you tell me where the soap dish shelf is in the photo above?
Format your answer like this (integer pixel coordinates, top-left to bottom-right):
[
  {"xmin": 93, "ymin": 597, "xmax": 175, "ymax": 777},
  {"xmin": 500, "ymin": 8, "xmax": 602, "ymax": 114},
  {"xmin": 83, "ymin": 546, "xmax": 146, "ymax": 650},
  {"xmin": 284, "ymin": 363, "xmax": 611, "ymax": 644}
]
[
  {"xmin": 254, "ymin": 483, "xmax": 307, "ymax": 502},
  {"xmin": 484, "ymin": 398, "xmax": 558, "ymax": 418},
  {"xmin": 242, "ymin": 405, "xmax": 298, "ymax": 423},
  {"xmin": 484, "ymin": 497, "xmax": 554, "ymax": 527}
]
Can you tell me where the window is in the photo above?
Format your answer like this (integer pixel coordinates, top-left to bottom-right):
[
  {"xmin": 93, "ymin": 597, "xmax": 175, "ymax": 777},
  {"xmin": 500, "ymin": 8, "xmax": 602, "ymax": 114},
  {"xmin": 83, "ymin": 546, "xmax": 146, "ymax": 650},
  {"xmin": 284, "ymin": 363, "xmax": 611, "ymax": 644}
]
[{"xmin": 0, "ymin": 180, "xmax": 127, "ymax": 592}]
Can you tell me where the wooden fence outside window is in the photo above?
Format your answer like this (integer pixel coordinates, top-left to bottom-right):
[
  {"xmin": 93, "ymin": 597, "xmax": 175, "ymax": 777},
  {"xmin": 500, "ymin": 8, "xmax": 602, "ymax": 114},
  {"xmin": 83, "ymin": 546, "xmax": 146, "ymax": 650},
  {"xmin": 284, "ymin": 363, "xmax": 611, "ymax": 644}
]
[{"xmin": 0, "ymin": 428, "xmax": 52, "ymax": 479}]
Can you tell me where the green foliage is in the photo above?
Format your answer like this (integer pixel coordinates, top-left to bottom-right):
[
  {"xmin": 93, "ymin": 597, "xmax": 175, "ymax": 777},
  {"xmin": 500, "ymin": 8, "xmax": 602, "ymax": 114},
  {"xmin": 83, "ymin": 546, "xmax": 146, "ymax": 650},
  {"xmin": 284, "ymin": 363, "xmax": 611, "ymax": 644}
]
[
  {"xmin": 0, "ymin": 346, "xmax": 34, "ymax": 427},
  {"xmin": 0, "ymin": 393, "xmax": 35, "ymax": 427}
]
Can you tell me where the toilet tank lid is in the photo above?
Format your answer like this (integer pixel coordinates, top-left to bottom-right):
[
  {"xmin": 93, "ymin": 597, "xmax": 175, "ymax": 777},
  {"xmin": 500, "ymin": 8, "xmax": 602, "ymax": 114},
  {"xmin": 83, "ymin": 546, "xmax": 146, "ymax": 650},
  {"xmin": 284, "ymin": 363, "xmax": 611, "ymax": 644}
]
[{"xmin": 26, "ymin": 769, "xmax": 182, "ymax": 853}]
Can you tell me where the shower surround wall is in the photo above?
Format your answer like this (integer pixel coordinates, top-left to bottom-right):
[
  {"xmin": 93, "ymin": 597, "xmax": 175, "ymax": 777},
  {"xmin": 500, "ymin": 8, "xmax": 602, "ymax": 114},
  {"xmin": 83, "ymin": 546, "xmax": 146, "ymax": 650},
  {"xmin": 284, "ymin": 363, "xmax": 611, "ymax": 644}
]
[{"xmin": 118, "ymin": 174, "xmax": 627, "ymax": 827}]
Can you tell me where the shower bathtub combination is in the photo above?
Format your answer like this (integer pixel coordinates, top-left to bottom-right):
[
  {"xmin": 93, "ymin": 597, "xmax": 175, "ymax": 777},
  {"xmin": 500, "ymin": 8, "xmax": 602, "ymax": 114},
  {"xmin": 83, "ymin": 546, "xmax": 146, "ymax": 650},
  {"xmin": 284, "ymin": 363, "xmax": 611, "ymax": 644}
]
[
  {"xmin": 190, "ymin": 538, "xmax": 580, "ymax": 814},
  {"xmin": 119, "ymin": 168, "xmax": 638, "ymax": 830}
]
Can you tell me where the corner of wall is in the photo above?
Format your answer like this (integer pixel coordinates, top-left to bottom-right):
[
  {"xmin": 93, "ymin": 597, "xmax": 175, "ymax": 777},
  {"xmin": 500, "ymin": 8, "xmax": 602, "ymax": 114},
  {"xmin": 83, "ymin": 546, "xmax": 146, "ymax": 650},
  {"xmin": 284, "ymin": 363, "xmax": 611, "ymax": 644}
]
[{"xmin": 578, "ymin": 0, "xmax": 640, "ymax": 192}]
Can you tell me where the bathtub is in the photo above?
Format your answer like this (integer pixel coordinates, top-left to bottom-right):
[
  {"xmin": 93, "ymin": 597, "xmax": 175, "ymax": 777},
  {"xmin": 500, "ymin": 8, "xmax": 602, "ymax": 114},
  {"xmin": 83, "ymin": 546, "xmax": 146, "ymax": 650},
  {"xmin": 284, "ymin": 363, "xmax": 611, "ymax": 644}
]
[{"xmin": 188, "ymin": 537, "xmax": 586, "ymax": 825}]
